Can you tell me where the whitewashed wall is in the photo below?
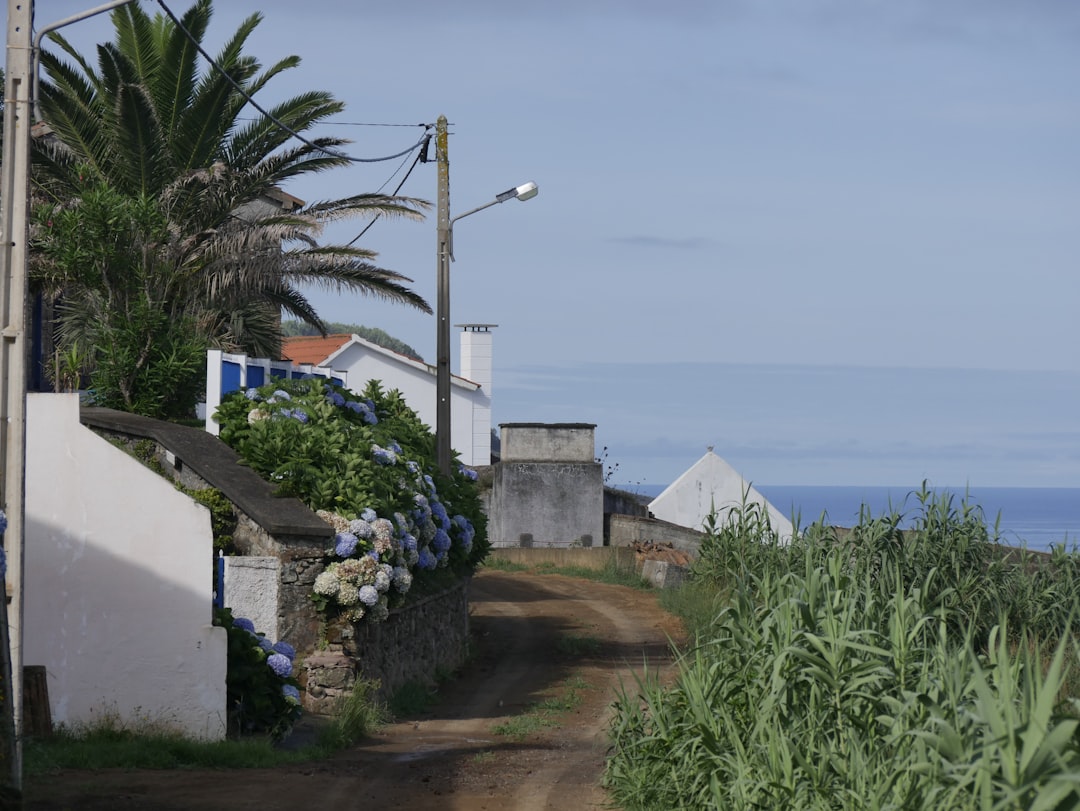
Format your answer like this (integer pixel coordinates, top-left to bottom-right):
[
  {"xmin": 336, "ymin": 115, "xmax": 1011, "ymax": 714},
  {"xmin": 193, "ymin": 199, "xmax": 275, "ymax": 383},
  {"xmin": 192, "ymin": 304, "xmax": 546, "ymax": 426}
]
[{"xmin": 24, "ymin": 394, "xmax": 227, "ymax": 740}]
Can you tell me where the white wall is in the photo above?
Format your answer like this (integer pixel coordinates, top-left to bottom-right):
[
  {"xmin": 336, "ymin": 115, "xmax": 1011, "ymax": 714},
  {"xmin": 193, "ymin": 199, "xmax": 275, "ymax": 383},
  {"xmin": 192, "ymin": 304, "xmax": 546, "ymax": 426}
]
[
  {"xmin": 333, "ymin": 343, "xmax": 486, "ymax": 466},
  {"xmin": 24, "ymin": 394, "xmax": 227, "ymax": 740}
]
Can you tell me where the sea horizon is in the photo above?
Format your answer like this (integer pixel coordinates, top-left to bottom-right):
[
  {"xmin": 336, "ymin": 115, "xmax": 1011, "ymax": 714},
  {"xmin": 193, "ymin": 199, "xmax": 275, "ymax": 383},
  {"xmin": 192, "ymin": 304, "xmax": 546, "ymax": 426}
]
[{"xmin": 615, "ymin": 483, "xmax": 1080, "ymax": 553}]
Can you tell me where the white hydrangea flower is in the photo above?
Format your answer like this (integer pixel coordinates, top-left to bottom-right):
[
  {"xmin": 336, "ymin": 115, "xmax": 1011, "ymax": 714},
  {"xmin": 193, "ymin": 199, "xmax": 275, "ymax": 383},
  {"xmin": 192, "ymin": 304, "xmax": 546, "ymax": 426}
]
[
  {"xmin": 374, "ymin": 569, "xmax": 391, "ymax": 593},
  {"xmin": 313, "ymin": 570, "xmax": 340, "ymax": 597},
  {"xmin": 337, "ymin": 583, "xmax": 360, "ymax": 606}
]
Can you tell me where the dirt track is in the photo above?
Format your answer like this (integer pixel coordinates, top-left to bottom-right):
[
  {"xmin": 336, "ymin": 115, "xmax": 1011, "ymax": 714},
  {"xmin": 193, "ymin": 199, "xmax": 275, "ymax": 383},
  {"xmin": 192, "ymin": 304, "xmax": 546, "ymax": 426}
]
[{"xmin": 24, "ymin": 569, "xmax": 685, "ymax": 810}]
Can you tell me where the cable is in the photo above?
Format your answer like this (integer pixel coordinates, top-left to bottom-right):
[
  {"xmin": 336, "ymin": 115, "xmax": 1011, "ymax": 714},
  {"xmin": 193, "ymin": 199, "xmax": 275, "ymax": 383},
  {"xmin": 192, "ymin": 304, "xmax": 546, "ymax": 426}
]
[
  {"xmin": 347, "ymin": 146, "xmax": 427, "ymax": 247},
  {"xmin": 154, "ymin": 0, "xmax": 430, "ymax": 163}
]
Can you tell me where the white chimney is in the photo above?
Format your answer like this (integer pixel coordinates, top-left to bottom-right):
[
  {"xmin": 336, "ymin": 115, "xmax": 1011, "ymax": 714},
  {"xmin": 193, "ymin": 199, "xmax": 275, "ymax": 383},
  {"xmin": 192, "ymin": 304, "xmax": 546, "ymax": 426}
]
[{"xmin": 458, "ymin": 324, "xmax": 496, "ymax": 465}]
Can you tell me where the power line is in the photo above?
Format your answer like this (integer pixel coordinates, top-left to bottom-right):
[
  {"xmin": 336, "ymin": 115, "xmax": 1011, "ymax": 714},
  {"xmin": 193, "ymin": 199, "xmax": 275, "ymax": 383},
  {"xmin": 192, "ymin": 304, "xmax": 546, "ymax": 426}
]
[
  {"xmin": 154, "ymin": 0, "xmax": 431, "ymax": 164},
  {"xmin": 347, "ymin": 145, "xmax": 428, "ymax": 247}
]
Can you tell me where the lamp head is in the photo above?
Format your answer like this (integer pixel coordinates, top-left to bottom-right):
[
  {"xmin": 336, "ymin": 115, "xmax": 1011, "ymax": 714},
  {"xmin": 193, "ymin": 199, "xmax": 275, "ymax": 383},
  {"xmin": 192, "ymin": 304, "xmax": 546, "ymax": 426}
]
[
  {"xmin": 514, "ymin": 181, "xmax": 539, "ymax": 201},
  {"xmin": 495, "ymin": 181, "xmax": 540, "ymax": 204}
]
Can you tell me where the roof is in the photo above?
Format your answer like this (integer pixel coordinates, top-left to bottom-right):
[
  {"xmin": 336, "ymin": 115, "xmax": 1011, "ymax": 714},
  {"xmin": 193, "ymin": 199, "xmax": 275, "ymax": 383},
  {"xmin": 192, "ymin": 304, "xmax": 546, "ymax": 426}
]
[
  {"xmin": 281, "ymin": 334, "xmax": 353, "ymax": 365},
  {"xmin": 280, "ymin": 333, "xmax": 480, "ymax": 390},
  {"xmin": 649, "ymin": 449, "xmax": 795, "ymax": 541}
]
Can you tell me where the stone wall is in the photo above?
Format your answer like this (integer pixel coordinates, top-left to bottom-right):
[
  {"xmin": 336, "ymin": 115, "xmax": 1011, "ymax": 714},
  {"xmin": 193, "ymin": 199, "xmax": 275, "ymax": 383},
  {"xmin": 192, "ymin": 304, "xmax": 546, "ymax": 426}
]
[
  {"xmin": 78, "ymin": 407, "xmax": 471, "ymax": 714},
  {"xmin": 303, "ymin": 579, "xmax": 470, "ymax": 713}
]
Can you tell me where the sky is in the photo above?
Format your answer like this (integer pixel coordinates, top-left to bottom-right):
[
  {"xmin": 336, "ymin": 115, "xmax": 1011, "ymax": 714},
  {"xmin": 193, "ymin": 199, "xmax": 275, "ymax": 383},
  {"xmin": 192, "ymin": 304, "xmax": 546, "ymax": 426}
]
[{"xmin": 38, "ymin": 0, "xmax": 1080, "ymax": 488}]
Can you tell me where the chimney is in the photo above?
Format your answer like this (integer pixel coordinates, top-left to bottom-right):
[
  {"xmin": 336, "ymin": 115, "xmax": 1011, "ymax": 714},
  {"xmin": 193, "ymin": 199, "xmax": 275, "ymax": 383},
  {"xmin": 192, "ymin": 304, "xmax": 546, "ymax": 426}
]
[{"xmin": 457, "ymin": 324, "xmax": 496, "ymax": 465}]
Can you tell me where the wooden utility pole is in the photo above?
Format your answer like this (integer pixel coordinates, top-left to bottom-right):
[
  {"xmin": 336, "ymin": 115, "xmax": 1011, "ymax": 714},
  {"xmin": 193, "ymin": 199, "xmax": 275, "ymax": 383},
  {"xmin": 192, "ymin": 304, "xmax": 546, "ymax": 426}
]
[{"xmin": 435, "ymin": 115, "xmax": 452, "ymax": 476}]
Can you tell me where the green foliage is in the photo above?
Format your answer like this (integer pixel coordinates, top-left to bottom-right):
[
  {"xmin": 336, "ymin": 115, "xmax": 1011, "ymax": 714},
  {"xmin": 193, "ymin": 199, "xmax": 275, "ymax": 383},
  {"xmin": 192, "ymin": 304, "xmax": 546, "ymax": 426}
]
[
  {"xmin": 178, "ymin": 485, "xmax": 237, "ymax": 553},
  {"xmin": 281, "ymin": 319, "xmax": 423, "ymax": 361},
  {"xmin": 214, "ymin": 377, "xmax": 488, "ymax": 620},
  {"xmin": 605, "ymin": 487, "xmax": 1080, "ymax": 810},
  {"xmin": 213, "ymin": 608, "xmax": 301, "ymax": 741},
  {"xmin": 317, "ymin": 678, "xmax": 388, "ymax": 749}
]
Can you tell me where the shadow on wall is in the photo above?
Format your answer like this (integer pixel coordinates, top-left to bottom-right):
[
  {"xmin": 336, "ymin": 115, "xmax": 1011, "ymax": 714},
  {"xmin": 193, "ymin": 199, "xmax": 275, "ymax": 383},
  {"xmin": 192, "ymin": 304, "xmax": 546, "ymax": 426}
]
[{"xmin": 24, "ymin": 393, "xmax": 227, "ymax": 740}]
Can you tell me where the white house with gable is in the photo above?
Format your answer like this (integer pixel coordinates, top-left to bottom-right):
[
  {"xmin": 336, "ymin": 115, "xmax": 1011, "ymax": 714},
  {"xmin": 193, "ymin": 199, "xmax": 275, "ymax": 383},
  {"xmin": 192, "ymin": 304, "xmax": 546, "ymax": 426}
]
[
  {"xmin": 650, "ymin": 449, "xmax": 795, "ymax": 542},
  {"xmin": 281, "ymin": 325, "xmax": 496, "ymax": 467}
]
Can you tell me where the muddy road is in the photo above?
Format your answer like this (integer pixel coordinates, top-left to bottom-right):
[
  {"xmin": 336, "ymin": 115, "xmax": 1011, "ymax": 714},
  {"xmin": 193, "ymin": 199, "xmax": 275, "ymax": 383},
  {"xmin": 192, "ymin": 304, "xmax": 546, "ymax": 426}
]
[{"xmin": 24, "ymin": 569, "xmax": 685, "ymax": 810}]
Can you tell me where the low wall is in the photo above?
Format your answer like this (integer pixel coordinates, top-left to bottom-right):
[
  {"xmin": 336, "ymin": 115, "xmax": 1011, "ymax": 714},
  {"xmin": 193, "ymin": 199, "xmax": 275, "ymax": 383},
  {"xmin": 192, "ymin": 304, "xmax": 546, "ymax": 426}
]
[
  {"xmin": 609, "ymin": 514, "xmax": 704, "ymax": 555},
  {"xmin": 487, "ymin": 546, "xmax": 636, "ymax": 571},
  {"xmin": 303, "ymin": 579, "xmax": 470, "ymax": 713}
]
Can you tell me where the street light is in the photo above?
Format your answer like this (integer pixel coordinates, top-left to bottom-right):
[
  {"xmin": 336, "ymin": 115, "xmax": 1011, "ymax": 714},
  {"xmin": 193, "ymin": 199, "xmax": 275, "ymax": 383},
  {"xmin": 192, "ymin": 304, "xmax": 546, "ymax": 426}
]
[{"xmin": 435, "ymin": 117, "xmax": 537, "ymax": 475}]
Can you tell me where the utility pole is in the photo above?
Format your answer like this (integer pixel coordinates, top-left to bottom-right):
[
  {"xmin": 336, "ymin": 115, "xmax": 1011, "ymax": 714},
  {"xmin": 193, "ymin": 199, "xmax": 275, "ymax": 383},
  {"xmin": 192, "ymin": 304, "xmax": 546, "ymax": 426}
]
[
  {"xmin": 0, "ymin": 0, "xmax": 35, "ymax": 793},
  {"xmin": 435, "ymin": 115, "xmax": 452, "ymax": 476}
]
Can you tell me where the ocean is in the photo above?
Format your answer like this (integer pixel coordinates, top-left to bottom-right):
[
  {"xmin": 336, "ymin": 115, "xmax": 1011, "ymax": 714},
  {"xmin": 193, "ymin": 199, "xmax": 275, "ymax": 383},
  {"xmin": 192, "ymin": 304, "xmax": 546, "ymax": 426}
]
[{"xmin": 620, "ymin": 484, "xmax": 1080, "ymax": 553}]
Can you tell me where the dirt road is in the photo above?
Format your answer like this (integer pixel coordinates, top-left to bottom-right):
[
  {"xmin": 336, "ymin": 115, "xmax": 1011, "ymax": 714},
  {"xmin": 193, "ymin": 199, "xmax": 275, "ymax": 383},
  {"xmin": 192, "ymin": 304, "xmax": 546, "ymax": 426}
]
[{"xmin": 24, "ymin": 569, "xmax": 684, "ymax": 810}]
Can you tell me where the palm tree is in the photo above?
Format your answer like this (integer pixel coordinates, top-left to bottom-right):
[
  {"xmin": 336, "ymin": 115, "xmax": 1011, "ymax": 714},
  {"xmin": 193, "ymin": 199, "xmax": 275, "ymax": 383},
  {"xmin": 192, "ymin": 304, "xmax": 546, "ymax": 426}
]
[{"xmin": 31, "ymin": 0, "xmax": 430, "ymax": 398}]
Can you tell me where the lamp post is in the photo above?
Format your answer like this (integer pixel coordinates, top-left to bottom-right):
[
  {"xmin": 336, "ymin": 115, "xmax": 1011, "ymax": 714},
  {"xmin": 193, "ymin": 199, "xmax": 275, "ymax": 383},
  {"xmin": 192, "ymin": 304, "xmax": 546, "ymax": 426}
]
[
  {"xmin": 434, "ymin": 115, "xmax": 537, "ymax": 475},
  {"xmin": 0, "ymin": 0, "xmax": 138, "ymax": 789}
]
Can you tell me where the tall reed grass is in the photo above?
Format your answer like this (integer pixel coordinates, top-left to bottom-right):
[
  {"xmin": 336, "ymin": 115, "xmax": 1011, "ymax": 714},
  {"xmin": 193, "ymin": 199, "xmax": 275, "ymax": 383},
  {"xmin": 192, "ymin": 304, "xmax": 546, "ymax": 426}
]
[{"xmin": 606, "ymin": 486, "xmax": 1080, "ymax": 810}]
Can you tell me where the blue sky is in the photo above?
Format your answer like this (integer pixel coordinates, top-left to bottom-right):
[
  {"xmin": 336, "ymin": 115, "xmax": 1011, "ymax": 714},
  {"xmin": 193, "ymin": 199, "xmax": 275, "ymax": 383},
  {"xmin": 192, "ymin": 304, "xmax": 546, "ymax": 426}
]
[{"xmin": 43, "ymin": 1, "xmax": 1080, "ymax": 486}]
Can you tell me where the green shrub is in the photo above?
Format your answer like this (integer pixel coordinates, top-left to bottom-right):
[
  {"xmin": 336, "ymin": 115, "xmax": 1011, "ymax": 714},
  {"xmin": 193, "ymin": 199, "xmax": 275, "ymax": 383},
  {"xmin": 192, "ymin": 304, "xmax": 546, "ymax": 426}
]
[
  {"xmin": 214, "ymin": 378, "xmax": 488, "ymax": 625},
  {"xmin": 213, "ymin": 608, "xmax": 301, "ymax": 741}
]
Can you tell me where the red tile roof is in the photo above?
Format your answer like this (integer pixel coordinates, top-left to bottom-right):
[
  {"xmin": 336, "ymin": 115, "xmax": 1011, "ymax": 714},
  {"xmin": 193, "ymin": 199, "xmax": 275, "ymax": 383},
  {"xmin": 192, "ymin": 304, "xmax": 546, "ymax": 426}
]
[{"xmin": 280, "ymin": 334, "xmax": 353, "ymax": 365}]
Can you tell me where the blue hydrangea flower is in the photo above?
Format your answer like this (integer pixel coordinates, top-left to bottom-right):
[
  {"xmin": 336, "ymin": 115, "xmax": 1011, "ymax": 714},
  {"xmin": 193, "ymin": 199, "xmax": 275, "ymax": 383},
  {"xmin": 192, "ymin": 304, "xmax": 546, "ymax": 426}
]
[
  {"xmin": 244, "ymin": 388, "xmax": 261, "ymax": 401},
  {"xmin": 282, "ymin": 684, "xmax": 301, "ymax": 702},
  {"xmin": 349, "ymin": 519, "xmax": 373, "ymax": 539},
  {"xmin": 406, "ymin": 460, "xmax": 420, "ymax": 474},
  {"xmin": 361, "ymin": 508, "xmax": 378, "ymax": 523},
  {"xmin": 363, "ymin": 410, "xmax": 378, "ymax": 425},
  {"xmin": 291, "ymin": 409, "xmax": 309, "ymax": 424},
  {"xmin": 335, "ymin": 532, "xmax": 359, "ymax": 557},
  {"xmin": 326, "ymin": 390, "xmax": 345, "ymax": 407},
  {"xmin": 267, "ymin": 653, "xmax": 293, "ymax": 678},
  {"xmin": 233, "ymin": 617, "xmax": 256, "ymax": 633},
  {"xmin": 272, "ymin": 389, "xmax": 291, "ymax": 401},
  {"xmin": 389, "ymin": 440, "xmax": 403, "ymax": 455},
  {"xmin": 402, "ymin": 534, "xmax": 418, "ymax": 553},
  {"xmin": 433, "ymin": 529, "xmax": 452, "ymax": 554},
  {"xmin": 277, "ymin": 407, "xmax": 293, "ymax": 419},
  {"xmin": 459, "ymin": 466, "xmax": 479, "ymax": 482},
  {"xmin": 368, "ymin": 549, "xmax": 380, "ymax": 561},
  {"xmin": 358, "ymin": 585, "xmax": 380, "ymax": 607},
  {"xmin": 417, "ymin": 548, "xmax": 437, "ymax": 570},
  {"xmin": 345, "ymin": 400, "xmax": 363, "ymax": 413},
  {"xmin": 272, "ymin": 641, "xmax": 296, "ymax": 660},
  {"xmin": 0, "ymin": 548, "xmax": 5, "ymax": 579},
  {"xmin": 0, "ymin": 509, "xmax": 7, "ymax": 535},
  {"xmin": 258, "ymin": 636, "xmax": 274, "ymax": 651},
  {"xmin": 372, "ymin": 445, "xmax": 397, "ymax": 465}
]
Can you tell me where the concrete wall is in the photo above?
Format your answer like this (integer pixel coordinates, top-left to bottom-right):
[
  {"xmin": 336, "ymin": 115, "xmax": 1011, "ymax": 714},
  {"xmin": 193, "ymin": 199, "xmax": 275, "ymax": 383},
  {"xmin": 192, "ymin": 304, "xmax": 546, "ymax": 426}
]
[
  {"xmin": 24, "ymin": 394, "xmax": 227, "ymax": 740},
  {"xmin": 609, "ymin": 514, "xmax": 705, "ymax": 555},
  {"xmin": 490, "ymin": 424, "xmax": 603, "ymax": 548},
  {"xmin": 500, "ymin": 423, "xmax": 596, "ymax": 462},
  {"xmin": 223, "ymin": 557, "xmax": 281, "ymax": 641}
]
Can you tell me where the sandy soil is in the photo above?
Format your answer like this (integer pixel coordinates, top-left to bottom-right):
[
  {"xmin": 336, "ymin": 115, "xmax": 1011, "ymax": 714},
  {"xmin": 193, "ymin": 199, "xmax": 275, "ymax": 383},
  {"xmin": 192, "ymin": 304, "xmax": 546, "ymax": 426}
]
[{"xmin": 23, "ymin": 569, "xmax": 685, "ymax": 810}]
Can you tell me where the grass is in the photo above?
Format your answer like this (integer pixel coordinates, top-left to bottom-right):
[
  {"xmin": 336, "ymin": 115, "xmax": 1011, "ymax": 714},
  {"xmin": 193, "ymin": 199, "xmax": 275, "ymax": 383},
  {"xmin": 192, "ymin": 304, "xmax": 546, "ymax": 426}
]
[
  {"xmin": 555, "ymin": 633, "xmax": 602, "ymax": 657},
  {"xmin": 25, "ymin": 679, "xmax": 388, "ymax": 775},
  {"xmin": 483, "ymin": 553, "xmax": 651, "ymax": 589},
  {"xmin": 492, "ymin": 677, "xmax": 586, "ymax": 741},
  {"xmin": 388, "ymin": 680, "xmax": 440, "ymax": 718}
]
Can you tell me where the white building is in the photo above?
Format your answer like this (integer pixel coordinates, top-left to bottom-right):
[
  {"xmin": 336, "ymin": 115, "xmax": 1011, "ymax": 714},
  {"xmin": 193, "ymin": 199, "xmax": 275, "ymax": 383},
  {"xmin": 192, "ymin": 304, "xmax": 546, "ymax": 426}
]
[
  {"xmin": 649, "ymin": 449, "xmax": 795, "ymax": 541},
  {"xmin": 281, "ymin": 325, "xmax": 496, "ymax": 467}
]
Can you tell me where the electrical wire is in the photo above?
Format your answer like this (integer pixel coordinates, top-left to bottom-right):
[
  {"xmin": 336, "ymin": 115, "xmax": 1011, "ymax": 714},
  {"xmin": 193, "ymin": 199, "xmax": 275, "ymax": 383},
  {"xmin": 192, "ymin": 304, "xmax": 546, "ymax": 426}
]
[
  {"xmin": 154, "ymin": 0, "xmax": 430, "ymax": 163},
  {"xmin": 347, "ymin": 146, "xmax": 427, "ymax": 247}
]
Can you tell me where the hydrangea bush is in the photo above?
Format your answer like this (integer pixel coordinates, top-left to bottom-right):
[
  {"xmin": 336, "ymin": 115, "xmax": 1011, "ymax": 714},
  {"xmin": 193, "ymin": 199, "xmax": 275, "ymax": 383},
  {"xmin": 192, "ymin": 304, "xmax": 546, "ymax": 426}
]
[
  {"xmin": 215, "ymin": 377, "xmax": 489, "ymax": 625},
  {"xmin": 213, "ymin": 607, "xmax": 301, "ymax": 740}
]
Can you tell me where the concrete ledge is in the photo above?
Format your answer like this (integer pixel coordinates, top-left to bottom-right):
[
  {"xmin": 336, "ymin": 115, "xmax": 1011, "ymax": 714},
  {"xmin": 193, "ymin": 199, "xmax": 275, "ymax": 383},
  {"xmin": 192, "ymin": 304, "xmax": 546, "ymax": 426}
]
[{"xmin": 80, "ymin": 407, "xmax": 332, "ymax": 539}]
